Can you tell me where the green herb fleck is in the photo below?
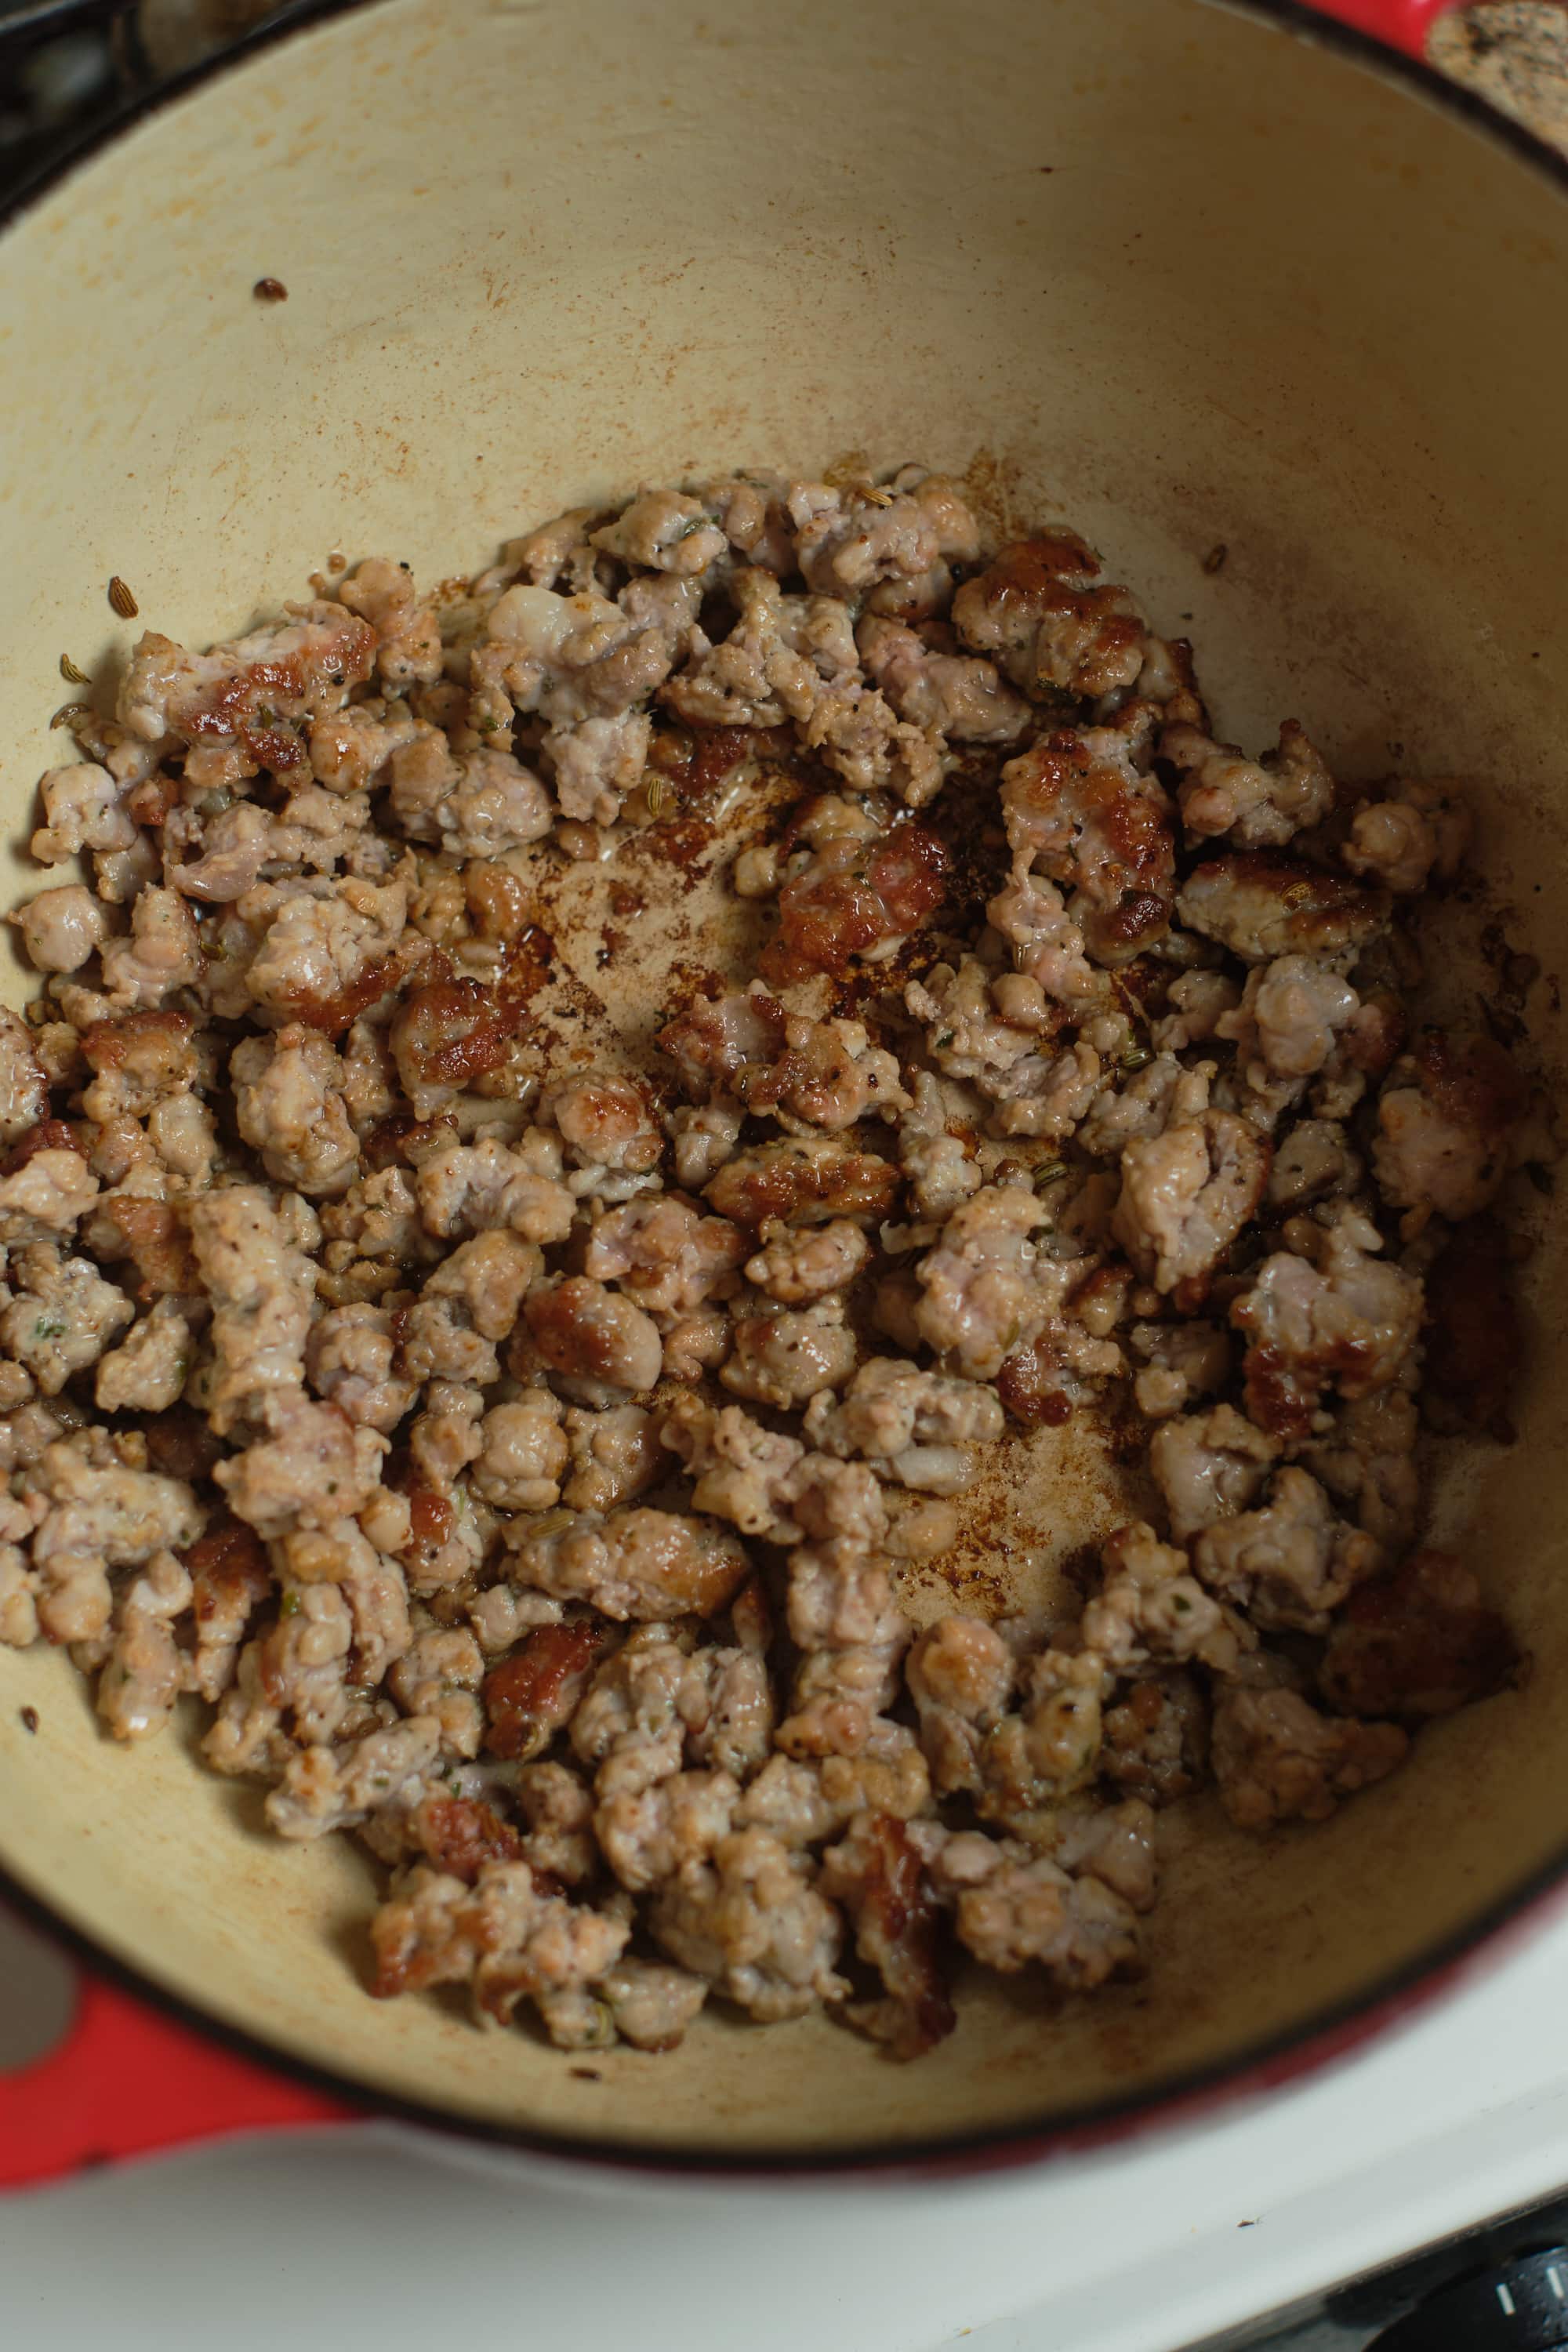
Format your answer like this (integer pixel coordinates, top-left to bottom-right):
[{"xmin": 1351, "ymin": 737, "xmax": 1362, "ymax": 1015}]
[
  {"xmin": 1033, "ymin": 1161, "xmax": 1068, "ymax": 1190},
  {"xmin": 31, "ymin": 1316, "xmax": 65, "ymax": 1341},
  {"xmin": 279, "ymin": 1591, "xmax": 303, "ymax": 1618},
  {"xmin": 935, "ymin": 1030, "xmax": 955, "ymax": 1051},
  {"xmin": 1120, "ymin": 1046, "xmax": 1153, "ymax": 1074},
  {"xmin": 581, "ymin": 1999, "xmax": 616, "ymax": 2049}
]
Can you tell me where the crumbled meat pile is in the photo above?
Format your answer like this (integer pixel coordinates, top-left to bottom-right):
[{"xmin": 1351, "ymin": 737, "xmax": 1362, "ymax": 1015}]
[{"xmin": 2, "ymin": 466, "xmax": 1537, "ymax": 2061}]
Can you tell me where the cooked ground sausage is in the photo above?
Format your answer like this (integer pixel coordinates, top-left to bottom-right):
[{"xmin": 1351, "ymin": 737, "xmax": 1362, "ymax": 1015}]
[{"xmin": 1, "ymin": 464, "xmax": 1530, "ymax": 2063}]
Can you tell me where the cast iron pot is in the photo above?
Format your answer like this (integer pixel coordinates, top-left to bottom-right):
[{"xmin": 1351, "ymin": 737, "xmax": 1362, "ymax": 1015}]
[{"xmin": 0, "ymin": 0, "xmax": 1565, "ymax": 2181}]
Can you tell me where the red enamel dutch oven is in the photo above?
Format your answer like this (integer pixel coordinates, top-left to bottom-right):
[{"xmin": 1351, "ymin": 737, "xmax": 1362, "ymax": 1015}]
[{"xmin": 2, "ymin": 0, "xmax": 1566, "ymax": 2183}]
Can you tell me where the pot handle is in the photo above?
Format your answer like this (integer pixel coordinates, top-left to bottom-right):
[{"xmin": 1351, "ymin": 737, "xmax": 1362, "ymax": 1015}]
[
  {"xmin": 0, "ymin": 1964, "xmax": 354, "ymax": 2190},
  {"xmin": 1305, "ymin": 0, "xmax": 1458, "ymax": 55}
]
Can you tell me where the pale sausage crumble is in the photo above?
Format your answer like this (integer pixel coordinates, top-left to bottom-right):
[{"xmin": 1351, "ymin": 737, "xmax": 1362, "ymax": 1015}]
[{"xmin": 2, "ymin": 468, "xmax": 1534, "ymax": 2061}]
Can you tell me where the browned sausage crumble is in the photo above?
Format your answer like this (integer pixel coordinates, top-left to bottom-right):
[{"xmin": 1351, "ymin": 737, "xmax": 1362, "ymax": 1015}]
[{"xmin": 1, "ymin": 467, "xmax": 1537, "ymax": 2060}]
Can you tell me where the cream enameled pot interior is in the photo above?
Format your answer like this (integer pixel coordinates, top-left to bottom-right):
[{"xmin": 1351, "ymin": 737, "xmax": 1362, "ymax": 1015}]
[{"xmin": 2, "ymin": 0, "xmax": 1567, "ymax": 2161}]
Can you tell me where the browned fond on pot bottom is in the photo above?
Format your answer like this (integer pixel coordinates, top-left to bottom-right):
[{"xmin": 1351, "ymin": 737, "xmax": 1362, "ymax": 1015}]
[{"xmin": 1, "ymin": 0, "xmax": 1567, "ymax": 2163}]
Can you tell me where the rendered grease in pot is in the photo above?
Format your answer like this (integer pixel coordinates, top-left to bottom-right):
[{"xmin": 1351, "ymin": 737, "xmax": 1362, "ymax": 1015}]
[{"xmin": 0, "ymin": 467, "xmax": 1535, "ymax": 2061}]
